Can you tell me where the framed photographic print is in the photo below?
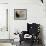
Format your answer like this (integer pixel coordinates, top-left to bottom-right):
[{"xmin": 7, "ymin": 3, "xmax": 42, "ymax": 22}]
[{"xmin": 14, "ymin": 9, "xmax": 27, "ymax": 20}]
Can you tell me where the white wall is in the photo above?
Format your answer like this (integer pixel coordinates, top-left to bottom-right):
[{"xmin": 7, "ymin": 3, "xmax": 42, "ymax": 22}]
[
  {"xmin": 0, "ymin": 0, "xmax": 8, "ymax": 3},
  {"xmin": 8, "ymin": 0, "xmax": 46, "ymax": 46},
  {"xmin": 8, "ymin": 0, "xmax": 46, "ymax": 45}
]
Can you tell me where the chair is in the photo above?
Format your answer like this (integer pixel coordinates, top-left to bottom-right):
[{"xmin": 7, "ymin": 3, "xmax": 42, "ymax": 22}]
[{"xmin": 19, "ymin": 23, "xmax": 40, "ymax": 46}]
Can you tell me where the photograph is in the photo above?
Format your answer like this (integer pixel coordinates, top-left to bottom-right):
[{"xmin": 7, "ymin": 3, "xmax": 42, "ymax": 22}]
[{"xmin": 14, "ymin": 9, "xmax": 27, "ymax": 20}]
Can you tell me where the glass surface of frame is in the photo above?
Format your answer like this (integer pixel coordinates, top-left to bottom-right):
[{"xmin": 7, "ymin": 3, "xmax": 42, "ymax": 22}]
[{"xmin": 14, "ymin": 9, "xmax": 27, "ymax": 20}]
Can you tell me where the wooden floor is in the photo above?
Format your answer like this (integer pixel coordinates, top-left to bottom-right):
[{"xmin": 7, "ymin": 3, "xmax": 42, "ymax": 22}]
[
  {"xmin": 19, "ymin": 41, "xmax": 43, "ymax": 46},
  {"xmin": 0, "ymin": 39, "xmax": 14, "ymax": 43}
]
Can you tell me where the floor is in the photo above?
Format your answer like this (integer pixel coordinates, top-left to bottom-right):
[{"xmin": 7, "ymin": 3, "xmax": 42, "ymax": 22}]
[
  {"xmin": 0, "ymin": 42, "xmax": 43, "ymax": 46},
  {"xmin": 19, "ymin": 41, "xmax": 43, "ymax": 46},
  {"xmin": 0, "ymin": 43, "xmax": 13, "ymax": 46}
]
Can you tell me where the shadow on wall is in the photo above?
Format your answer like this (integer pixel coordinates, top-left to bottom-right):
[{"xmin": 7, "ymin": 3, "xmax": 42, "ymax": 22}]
[{"xmin": 40, "ymin": 25, "xmax": 45, "ymax": 46}]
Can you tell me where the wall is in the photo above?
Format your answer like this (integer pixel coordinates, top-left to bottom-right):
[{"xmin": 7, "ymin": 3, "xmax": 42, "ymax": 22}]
[
  {"xmin": 0, "ymin": 0, "xmax": 8, "ymax": 3},
  {"xmin": 8, "ymin": 0, "xmax": 46, "ymax": 45}
]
